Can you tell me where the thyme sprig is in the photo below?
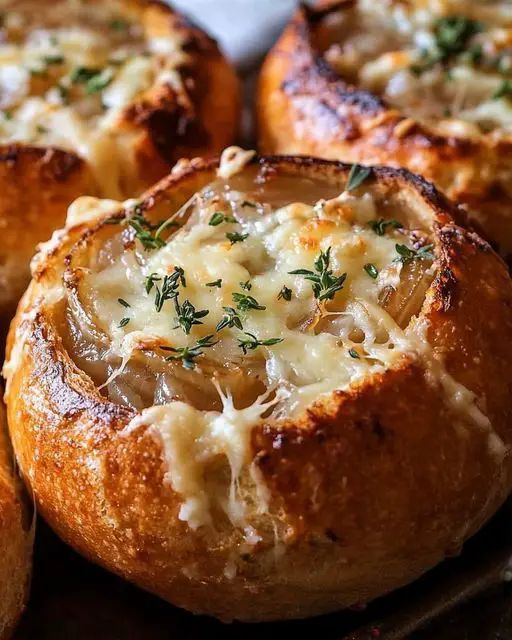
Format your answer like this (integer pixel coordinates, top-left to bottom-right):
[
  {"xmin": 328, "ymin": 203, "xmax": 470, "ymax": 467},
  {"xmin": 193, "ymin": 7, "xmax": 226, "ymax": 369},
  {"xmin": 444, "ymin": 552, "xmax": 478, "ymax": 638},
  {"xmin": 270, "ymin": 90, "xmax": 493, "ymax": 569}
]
[
  {"xmin": 174, "ymin": 299, "xmax": 209, "ymax": 335},
  {"xmin": 346, "ymin": 164, "xmax": 371, "ymax": 192},
  {"xmin": 161, "ymin": 335, "xmax": 217, "ymax": 369},
  {"xmin": 152, "ymin": 267, "xmax": 186, "ymax": 312},
  {"xmin": 277, "ymin": 285, "xmax": 292, "ymax": 301},
  {"xmin": 226, "ymin": 231, "xmax": 249, "ymax": 245},
  {"xmin": 364, "ymin": 263, "xmax": 379, "ymax": 279},
  {"xmin": 368, "ymin": 218, "xmax": 403, "ymax": 236},
  {"xmin": 237, "ymin": 333, "xmax": 284, "ymax": 355},
  {"xmin": 411, "ymin": 16, "xmax": 481, "ymax": 74},
  {"xmin": 394, "ymin": 243, "xmax": 434, "ymax": 264},
  {"xmin": 209, "ymin": 211, "xmax": 237, "ymax": 226},
  {"xmin": 107, "ymin": 205, "xmax": 179, "ymax": 251},
  {"xmin": 289, "ymin": 247, "xmax": 347, "ymax": 302},
  {"xmin": 216, "ymin": 307, "xmax": 243, "ymax": 332},
  {"xmin": 232, "ymin": 292, "xmax": 266, "ymax": 312}
]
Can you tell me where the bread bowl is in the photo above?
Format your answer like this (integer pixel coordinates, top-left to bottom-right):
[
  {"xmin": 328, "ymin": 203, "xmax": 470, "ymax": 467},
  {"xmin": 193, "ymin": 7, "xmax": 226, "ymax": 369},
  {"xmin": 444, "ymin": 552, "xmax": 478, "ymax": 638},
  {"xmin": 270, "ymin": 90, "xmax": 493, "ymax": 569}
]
[
  {"xmin": 0, "ymin": 0, "xmax": 240, "ymax": 318},
  {"xmin": 4, "ymin": 147, "xmax": 512, "ymax": 622},
  {"xmin": 0, "ymin": 401, "xmax": 32, "ymax": 638},
  {"xmin": 258, "ymin": 0, "xmax": 512, "ymax": 258}
]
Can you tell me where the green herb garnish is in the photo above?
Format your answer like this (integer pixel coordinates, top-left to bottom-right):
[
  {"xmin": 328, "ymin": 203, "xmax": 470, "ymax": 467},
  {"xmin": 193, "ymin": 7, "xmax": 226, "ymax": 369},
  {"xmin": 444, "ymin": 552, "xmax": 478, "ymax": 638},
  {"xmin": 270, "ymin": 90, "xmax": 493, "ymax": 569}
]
[
  {"xmin": 118, "ymin": 317, "xmax": 130, "ymax": 328},
  {"xmin": 144, "ymin": 273, "xmax": 161, "ymax": 294},
  {"xmin": 493, "ymin": 79, "xmax": 512, "ymax": 100},
  {"xmin": 368, "ymin": 218, "xmax": 403, "ymax": 236},
  {"xmin": 237, "ymin": 333, "xmax": 284, "ymax": 355},
  {"xmin": 216, "ymin": 307, "xmax": 243, "ymax": 332},
  {"xmin": 239, "ymin": 280, "xmax": 252, "ymax": 291},
  {"xmin": 289, "ymin": 247, "xmax": 347, "ymax": 302},
  {"xmin": 209, "ymin": 211, "xmax": 236, "ymax": 226},
  {"xmin": 71, "ymin": 66, "xmax": 99, "ymax": 84},
  {"xmin": 226, "ymin": 231, "xmax": 249, "ymax": 245},
  {"xmin": 348, "ymin": 348, "xmax": 360, "ymax": 359},
  {"xmin": 153, "ymin": 267, "xmax": 185, "ymax": 312},
  {"xmin": 411, "ymin": 16, "xmax": 481, "ymax": 74},
  {"xmin": 394, "ymin": 243, "xmax": 434, "ymax": 264},
  {"xmin": 161, "ymin": 335, "xmax": 217, "ymax": 369},
  {"xmin": 174, "ymin": 299, "xmax": 209, "ymax": 335},
  {"xmin": 118, "ymin": 298, "xmax": 131, "ymax": 308},
  {"xmin": 346, "ymin": 164, "xmax": 371, "ymax": 192},
  {"xmin": 71, "ymin": 66, "xmax": 114, "ymax": 93},
  {"xmin": 206, "ymin": 279, "xmax": 222, "ymax": 288},
  {"xmin": 232, "ymin": 292, "xmax": 266, "ymax": 312},
  {"xmin": 57, "ymin": 83, "xmax": 69, "ymax": 103},
  {"xmin": 85, "ymin": 67, "xmax": 114, "ymax": 94},
  {"xmin": 43, "ymin": 54, "xmax": 64, "ymax": 65},
  {"xmin": 277, "ymin": 285, "xmax": 292, "ymax": 301},
  {"xmin": 110, "ymin": 18, "xmax": 129, "ymax": 31},
  {"xmin": 364, "ymin": 263, "xmax": 379, "ymax": 279}
]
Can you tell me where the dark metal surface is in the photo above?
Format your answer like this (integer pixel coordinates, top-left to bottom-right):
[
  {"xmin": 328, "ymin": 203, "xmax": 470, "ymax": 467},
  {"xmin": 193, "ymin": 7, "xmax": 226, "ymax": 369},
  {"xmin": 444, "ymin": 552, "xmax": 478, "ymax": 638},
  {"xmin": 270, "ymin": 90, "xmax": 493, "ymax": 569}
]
[{"xmin": 14, "ymin": 501, "xmax": 512, "ymax": 640}]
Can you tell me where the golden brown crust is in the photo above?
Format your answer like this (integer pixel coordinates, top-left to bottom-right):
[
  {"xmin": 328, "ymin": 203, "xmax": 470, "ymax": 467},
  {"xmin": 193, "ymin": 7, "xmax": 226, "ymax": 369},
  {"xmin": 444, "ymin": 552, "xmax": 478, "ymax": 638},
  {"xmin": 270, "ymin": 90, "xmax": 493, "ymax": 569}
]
[
  {"xmin": 257, "ymin": 2, "xmax": 512, "ymax": 257},
  {"xmin": 0, "ymin": 145, "xmax": 93, "ymax": 326},
  {"xmin": 0, "ymin": 0, "xmax": 240, "ymax": 323},
  {"xmin": 5, "ymin": 156, "xmax": 512, "ymax": 622},
  {"xmin": 0, "ymin": 402, "xmax": 32, "ymax": 639}
]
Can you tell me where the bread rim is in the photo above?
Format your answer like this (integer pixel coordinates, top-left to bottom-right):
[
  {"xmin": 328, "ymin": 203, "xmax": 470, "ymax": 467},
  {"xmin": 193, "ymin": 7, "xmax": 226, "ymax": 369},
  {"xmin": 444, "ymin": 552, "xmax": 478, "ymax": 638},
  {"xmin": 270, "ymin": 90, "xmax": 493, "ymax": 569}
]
[
  {"xmin": 0, "ymin": 0, "xmax": 240, "ymax": 321},
  {"xmin": 257, "ymin": 0, "xmax": 512, "ymax": 258},
  {"xmin": 4, "ymin": 153, "xmax": 512, "ymax": 621},
  {"xmin": 0, "ymin": 400, "xmax": 32, "ymax": 639}
]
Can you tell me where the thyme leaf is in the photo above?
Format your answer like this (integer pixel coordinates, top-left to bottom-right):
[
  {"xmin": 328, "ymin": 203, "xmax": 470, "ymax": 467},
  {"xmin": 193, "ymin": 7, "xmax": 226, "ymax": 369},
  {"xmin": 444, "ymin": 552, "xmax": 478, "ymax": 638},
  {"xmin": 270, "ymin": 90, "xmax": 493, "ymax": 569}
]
[
  {"xmin": 346, "ymin": 164, "xmax": 371, "ymax": 192},
  {"xmin": 216, "ymin": 307, "xmax": 243, "ymax": 332},
  {"xmin": 368, "ymin": 218, "xmax": 403, "ymax": 236},
  {"xmin": 289, "ymin": 247, "xmax": 347, "ymax": 302},
  {"xmin": 394, "ymin": 243, "xmax": 434, "ymax": 264},
  {"xmin": 174, "ymin": 299, "xmax": 209, "ymax": 335},
  {"xmin": 161, "ymin": 335, "xmax": 217, "ymax": 369},
  {"xmin": 237, "ymin": 332, "xmax": 284, "ymax": 355},
  {"xmin": 209, "ymin": 211, "xmax": 237, "ymax": 226},
  {"xmin": 277, "ymin": 285, "xmax": 292, "ymax": 301},
  {"xmin": 364, "ymin": 263, "xmax": 379, "ymax": 279},
  {"xmin": 232, "ymin": 292, "xmax": 266, "ymax": 312}
]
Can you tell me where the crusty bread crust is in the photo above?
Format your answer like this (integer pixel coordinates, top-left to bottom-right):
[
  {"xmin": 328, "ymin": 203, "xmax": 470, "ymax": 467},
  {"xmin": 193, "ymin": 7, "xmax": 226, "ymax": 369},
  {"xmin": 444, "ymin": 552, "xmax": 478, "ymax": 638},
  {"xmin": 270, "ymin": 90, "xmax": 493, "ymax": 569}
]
[
  {"xmin": 4, "ymin": 156, "xmax": 512, "ymax": 621},
  {"xmin": 0, "ymin": 0, "xmax": 240, "ymax": 322},
  {"xmin": 257, "ymin": 1, "xmax": 512, "ymax": 257},
  {"xmin": 0, "ymin": 402, "xmax": 32, "ymax": 638}
]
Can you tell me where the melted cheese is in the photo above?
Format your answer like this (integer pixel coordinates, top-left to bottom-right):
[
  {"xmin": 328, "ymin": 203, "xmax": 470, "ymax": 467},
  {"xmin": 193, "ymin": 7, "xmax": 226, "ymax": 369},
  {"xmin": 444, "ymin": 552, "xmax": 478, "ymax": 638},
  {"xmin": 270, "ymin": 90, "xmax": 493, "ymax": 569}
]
[
  {"xmin": 57, "ymin": 170, "xmax": 503, "ymax": 542},
  {"xmin": 324, "ymin": 0, "xmax": 512, "ymax": 135},
  {"xmin": 0, "ymin": 1, "xmax": 189, "ymax": 197}
]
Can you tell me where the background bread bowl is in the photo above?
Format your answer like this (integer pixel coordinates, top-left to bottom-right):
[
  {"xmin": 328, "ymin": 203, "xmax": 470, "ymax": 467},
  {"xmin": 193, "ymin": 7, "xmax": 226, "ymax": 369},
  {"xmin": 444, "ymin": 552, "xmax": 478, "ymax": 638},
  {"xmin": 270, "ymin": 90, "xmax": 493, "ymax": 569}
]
[
  {"xmin": 0, "ymin": 401, "xmax": 32, "ymax": 639},
  {"xmin": 257, "ymin": 0, "xmax": 512, "ymax": 259},
  {"xmin": 0, "ymin": 0, "xmax": 240, "ymax": 321},
  {"xmin": 4, "ymin": 152, "xmax": 512, "ymax": 622}
]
